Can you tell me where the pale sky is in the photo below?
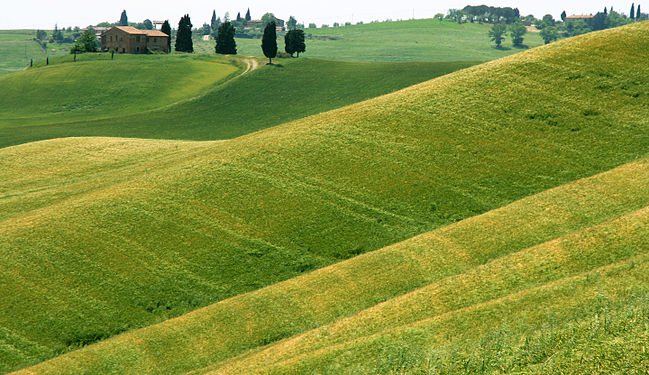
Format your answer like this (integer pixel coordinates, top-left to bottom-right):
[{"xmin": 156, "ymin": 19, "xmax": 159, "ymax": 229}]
[{"xmin": 1, "ymin": 1, "xmax": 639, "ymax": 29}]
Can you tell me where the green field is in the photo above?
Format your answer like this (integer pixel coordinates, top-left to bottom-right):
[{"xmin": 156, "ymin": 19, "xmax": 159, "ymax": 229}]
[
  {"xmin": 0, "ymin": 54, "xmax": 239, "ymax": 125},
  {"xmin": 0, "ymin": 30, "xmax": 73, "ymax": 76},
  {"xmin": 12, "ymin": 155, "xmax": 649, "ymax": 374},
  {"xmin": 0, "ymin": 56, "xmax": 474, "ymax": 148},
  {"xmin": 2, "ymin": 22, "xmax": 649, "ymax": 374},
  {"xmin": 194, "ymin": 19, "xmax": 547, "ymax": 62}
]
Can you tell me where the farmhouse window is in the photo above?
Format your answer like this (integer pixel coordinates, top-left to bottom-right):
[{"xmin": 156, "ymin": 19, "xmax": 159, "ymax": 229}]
[{"xmin": 136, "ymin": 36, "xmax": 140, "ymax": 42}]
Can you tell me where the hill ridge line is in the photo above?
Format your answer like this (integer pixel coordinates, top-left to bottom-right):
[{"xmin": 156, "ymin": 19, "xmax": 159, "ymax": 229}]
[{"xmin": 203, "ymin": 203, "xmax": 649, "ymax": 373}]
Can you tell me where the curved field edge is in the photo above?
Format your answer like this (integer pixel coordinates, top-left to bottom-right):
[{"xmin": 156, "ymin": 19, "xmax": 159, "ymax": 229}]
[
  {"xmin": 3, "ymin": 22, "xmax": 649, "ymax": 372},
  {"xmin": 206, "ymin": 204, "xmax": 649, "ymax": 373},
  {"xmin": 0, "ymin": 55, "xmax": 243, "ymax": 126},
  {"xmin": 0, "ymin": 59, "xmax": 476, "ymax": 149},
  {"xmin": 213, "ymin": 253, "xmax": 649, "ymax": 374},
  {"xmin": 13, "ymin": 156, "xmax": 649, "ymax": 375}
]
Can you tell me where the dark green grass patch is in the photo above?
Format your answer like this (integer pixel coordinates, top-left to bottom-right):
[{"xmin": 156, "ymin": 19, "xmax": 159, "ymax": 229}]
[{"xmin": 0, "ymin": 58, "xmax": 475, "ymax": 148}]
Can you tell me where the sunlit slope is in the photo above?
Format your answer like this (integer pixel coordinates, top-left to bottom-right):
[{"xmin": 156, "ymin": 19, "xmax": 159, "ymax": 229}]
[
  {"xmin": 3, "ymin": 22, "xmax": 649, "ymax": 372},
  {"xmin": 0, "ymin": 55, "xmax": 240, "ymax": 127},
  {"xmin": 15, "ymin": 156, "xmax": 649, "ymax": 375},
  {"xmin": 0, "ymin": 59, "xmax": 475, "ymax": 148}
]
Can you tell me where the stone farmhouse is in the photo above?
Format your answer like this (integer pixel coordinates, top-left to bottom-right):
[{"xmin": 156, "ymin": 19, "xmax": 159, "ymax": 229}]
[{"xmin": 100, "ymin": 26, "xmax": 169, "ymax": 54}]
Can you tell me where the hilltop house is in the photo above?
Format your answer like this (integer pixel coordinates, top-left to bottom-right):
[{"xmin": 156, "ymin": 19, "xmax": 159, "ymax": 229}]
[
  {"xmin": 246, "ymin": 18, "xmax": 285, "ymax": 31},
  {"xmin": 100, "ymin": 26, "xmax": 169, "ymax": 54}
]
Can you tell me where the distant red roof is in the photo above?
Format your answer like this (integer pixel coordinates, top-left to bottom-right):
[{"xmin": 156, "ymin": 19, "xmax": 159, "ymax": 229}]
[{"xmin": 106, "ymin": 26, "xmax": 168, "ymax": 37}]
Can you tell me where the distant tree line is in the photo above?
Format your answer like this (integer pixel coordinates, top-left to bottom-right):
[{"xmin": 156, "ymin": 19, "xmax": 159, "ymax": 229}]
[{"xmin": 480, "ymin": 3, "xmax": 646, "ymax": 48}]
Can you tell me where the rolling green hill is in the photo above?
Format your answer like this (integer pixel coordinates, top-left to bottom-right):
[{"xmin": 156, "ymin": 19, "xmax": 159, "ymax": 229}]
[
  {"xmin": 3, "ymin": 22, "xmax": 649, "ymax": 374},
  {"xmin": 0, "ymin": 57, "xmax": 475, "ymax": 148},
  {"xmin": 195, "ymin": 19, "xmax": 547, "ymax": 62},
  {"xmin": 13, "ymin": 156, "xmax": 649, "ymax": 375},
  {"xmin": 0, "ymin": 54, "xmax": 240, "ymax": 126}
]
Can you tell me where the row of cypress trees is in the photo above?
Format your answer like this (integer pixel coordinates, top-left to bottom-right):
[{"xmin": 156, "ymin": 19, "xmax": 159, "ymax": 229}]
[
  {"xmin": 215, "ymin": 21, "xmax": 306, "ymax": 63},
  {"xmin": 168, "ymin": 14, "xmax": 306, "ymax": 60}
]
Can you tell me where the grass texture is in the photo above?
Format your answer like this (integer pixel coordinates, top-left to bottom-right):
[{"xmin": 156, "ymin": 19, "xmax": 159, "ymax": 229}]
[
  {"xmin": 0, "ymin": 56, "xmax": 473, "ymax": 149},
  {"xmin": 13, "ymin": 156, "xmax": 649, "ymax": 375},
  {"xmin": 3, "ymin": 22, "xmax": 649, "ymax": 373}
]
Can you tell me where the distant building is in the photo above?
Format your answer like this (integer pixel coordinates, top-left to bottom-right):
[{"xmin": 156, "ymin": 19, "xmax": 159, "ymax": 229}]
[
  {"xmin": 152, "ymin": 21, "xmax": 166, "ymax": 30},
  {"xmin": 247, "ymin": 18, "xmax": 285, "ymax": 31},
  {"xmin": 100, "ymin": 26, "xmax": 169, "ymax": 53},
  {"xmin": 247, "ymin": 20, "xmax": 263, "ymax": 28},
  {"xmin": 566, "ymin": 15, "xmax": 594, "ymax": 21}
]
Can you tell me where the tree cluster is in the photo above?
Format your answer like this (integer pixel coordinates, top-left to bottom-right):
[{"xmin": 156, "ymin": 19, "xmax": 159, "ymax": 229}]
[
  {"xmin": 70, "ymin": 29, "xmax": 97, "ymax": 53},
  {"xmin": 285, "ymin": 29, "xmax": 306, "ymax": 57},
  {"xmin": 462, "ymin": 5, "xmax": 520, "ymax": 24}
]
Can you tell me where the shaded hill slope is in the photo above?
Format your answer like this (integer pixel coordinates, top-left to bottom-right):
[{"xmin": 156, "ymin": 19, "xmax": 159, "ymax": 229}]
[
  {"xmin": 14, "ymin": 152, "xmax": 649, "ymax": 375},
  {"xmin": 2, "ymin": 22, "xmax": 649, "ymax": 372},
  {"xmin": 0, "ymin": 58, "xmax": 473, "ymax": 148}
]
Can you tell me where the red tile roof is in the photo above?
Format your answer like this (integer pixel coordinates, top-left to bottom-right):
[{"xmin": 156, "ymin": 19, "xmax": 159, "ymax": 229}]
[{"xmin": 106, "ymin": 26, "xmax": 168, "ymax": 37}]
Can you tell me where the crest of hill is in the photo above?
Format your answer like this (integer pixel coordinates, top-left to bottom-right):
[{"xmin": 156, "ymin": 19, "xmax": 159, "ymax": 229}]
[
  {"xmin": 13, "ymin": 151, "xmax": 649, "ymax": 375},
  {"xmin": 3, "ymin": 22, "xmax": 649, "ymax": 373}
]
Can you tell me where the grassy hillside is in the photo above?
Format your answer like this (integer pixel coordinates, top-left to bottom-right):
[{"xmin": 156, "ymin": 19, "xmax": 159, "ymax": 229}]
[
  {"xmin": 3, "ymin": 22, "xmax": 649, "ymax": 373},
  {"xmin": 195, "ymin": 19, "xmax": 546, "ymax": 62},
  {"xmin": 14, "ymin": 156, "xmax": 649, "ymax": 374},
  {"xmin": 0, "ymin": 58, "xmax": 474, "ymax": 148},
  {"xmin": 0, "ymin": 54, "xmax": 240, "ymax": 126},
  {"xmin": 0, "ymin": 30, "xmax": 72, "ymax": 76}
]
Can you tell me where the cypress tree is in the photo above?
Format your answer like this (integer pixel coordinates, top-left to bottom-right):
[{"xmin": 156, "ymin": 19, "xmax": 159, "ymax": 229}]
[
  {"xmin": 211, "ymin": 10, "xmax": 217, "ymax": 30},
  {"xmin": 604, "ymin": 7, "xmax": 608, "ymax": 15},
  {"xmin": 262, "ymin": 21, "xmax": 277, "ymax": 64},
  {"xmin": 560, "ymin": 11, "xmax": 567, "ymax": 22},
  {"xmin": 638, "ymin": 5, "xmax": 642, "ymax": 18},
  {"xmin": 237, "ymin": 12, "xmax": 242, "ymax": 22},
  {"xmin": 631, "ymin": 3, "xmax": 636, "ymax": 19},
  {"xmin": 215, "ymin": 21, "xmax": 237, "ymax": 54},
  {"xmin": 175, "ymin": 14, "xmax": 194, "ymax": 53},
  {"xmin": 119, "ymin": 10, "xmax": 128, "ymax": 26},
  {"xmin": 161, "ymin": 20, "xmax": 171, "ymax": 52},
  {"xmin": 245, "ymin": 8, "xmax": 251, "ymax": 21}
]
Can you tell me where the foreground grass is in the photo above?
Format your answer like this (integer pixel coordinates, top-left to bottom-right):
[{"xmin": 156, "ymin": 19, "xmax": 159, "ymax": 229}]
[
  {"xmin": 14, "ymin": 157, "xmax": 649, "ymax": 374},
  {"xmin": 0, "ymin": 58, "xmax": 474, "ymax": 148},
  {"xmin": 194, "ymin": 19, "xmax": 546, "ymax": 62},
  {"xmin": 2, "ymin": 22, "xmax": 649, "ymax": 372}
]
